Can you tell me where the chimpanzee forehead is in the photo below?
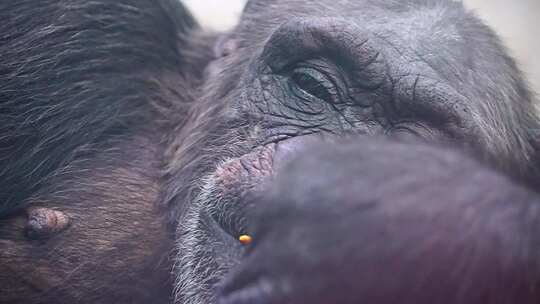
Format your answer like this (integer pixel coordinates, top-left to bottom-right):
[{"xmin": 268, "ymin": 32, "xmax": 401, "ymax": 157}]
[
  {"xmin": 242, "ymin": 0, "xmax": 465, "ymax": 18},
  {"xmin": 236, "ymin": 0, "xmax": 472, "ymax": 81},
  {"xmin": 237, "ymin": 0, "xmax": 468, "ymax": 44}
]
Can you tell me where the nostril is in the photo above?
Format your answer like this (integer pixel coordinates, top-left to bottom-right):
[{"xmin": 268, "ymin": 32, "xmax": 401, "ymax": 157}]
[
  {"xmin": 218, "ymin": 277, "xmax": 276, "ymax": 304},
  {"xmin": 207, "ymin": 205, "xmax": 248, "ymax": 245}
]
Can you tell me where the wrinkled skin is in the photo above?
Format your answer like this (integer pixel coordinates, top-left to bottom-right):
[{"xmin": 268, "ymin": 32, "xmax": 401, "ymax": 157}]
[{"xmin": 164, "ymin": 0, "xmax": 540, "ymax": 303}]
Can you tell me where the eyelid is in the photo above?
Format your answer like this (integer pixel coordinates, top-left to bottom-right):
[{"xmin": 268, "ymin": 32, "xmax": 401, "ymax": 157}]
[
  {"xmin": 261, "ymin": 18, "xmax": 377, "ymax": 74},
  {"xmin": 292, "ymin": 67, "xmax": 335, "ymax": 91},
  {"xmin": 289, "ymin": 65, "xmax": 342, "ymax": 104}
]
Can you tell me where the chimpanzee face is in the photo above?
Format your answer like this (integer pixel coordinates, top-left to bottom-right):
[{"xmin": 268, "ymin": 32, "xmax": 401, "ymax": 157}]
[
  {"xmin": 0, "ymin": 0, "xmax": 537, "ymax": 303},
  {"xmin": 164, "ymin": 1, "xmax": 539, "ymax": 303}
]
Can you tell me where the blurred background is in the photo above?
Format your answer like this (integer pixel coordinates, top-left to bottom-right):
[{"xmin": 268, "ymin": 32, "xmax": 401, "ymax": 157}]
[{"xmin": 183, "ymin": 0, "xmax": 540, "ymax": 95}]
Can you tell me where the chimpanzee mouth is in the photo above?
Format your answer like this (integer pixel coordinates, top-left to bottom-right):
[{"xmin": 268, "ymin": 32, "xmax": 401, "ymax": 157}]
[{"xmin": 174, "ymin": 134, "xmax": 329, "ymax": 304}]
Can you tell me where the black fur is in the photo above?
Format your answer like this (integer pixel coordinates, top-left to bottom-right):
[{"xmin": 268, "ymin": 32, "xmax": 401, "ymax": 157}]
[
  {"xmin": 0, "ymin": 1, "xmax": 215, "ymax": 303},
  {"xmin": 0, "ymin": 0, "xmax": 209, "ymax": 215}
]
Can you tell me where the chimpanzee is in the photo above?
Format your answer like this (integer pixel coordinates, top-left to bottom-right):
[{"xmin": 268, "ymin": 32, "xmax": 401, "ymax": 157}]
[
  {"xmin": 167, "ymin": 0, "xmax": 540, "ymax": 303},
  {"xmin": 0, "ymin": 0, "xmax": 539, "ymax": 303},
  {"xmin": 0, "ymin": 0, "xmax": 210, "ymax": 303},
  {"xmin": 214, "ymin": 137, "xmax": 540, "ymax": 304}
]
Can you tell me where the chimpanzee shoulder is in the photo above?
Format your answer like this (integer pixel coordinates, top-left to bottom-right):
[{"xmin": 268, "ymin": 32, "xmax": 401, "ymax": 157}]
[{"xmin": 0, "ymin": 0, "xmax": 214, "ymax": 215}]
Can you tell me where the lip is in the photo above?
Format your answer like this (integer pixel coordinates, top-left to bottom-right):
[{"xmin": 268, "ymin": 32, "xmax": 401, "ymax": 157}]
[{"xmin": 208, "ymin": 134, "xmax": 325, "ymax": 238}]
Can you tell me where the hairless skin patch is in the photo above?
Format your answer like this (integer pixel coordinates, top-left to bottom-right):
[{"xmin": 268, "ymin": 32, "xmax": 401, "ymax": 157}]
[{"xmin": 25, "ymin": 207, "xmax": 70, "ymax": 239}]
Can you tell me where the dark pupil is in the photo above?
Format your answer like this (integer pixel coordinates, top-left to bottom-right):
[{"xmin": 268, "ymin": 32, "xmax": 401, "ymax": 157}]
[{"xmin": 292, "ymin": 72, "xmax": 332, "ymax": 102}]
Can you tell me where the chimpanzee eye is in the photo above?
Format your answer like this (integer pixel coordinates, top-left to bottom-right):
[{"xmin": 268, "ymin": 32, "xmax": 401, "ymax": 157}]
[{"xmin": 290, "ymin": 67, "xmax": 338, "ymax": 104}]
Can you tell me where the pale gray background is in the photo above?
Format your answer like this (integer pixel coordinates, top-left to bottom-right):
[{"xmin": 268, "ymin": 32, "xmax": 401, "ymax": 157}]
[{"xmin": 184, "ymin": 0, "xmax": 540, "ymax": 95}]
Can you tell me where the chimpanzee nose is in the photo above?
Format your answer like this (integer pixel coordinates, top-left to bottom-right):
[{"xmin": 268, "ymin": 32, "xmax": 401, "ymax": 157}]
[
  {"xmin": 272, "ymin": 134, "xmax": 326, "ymax": 172},
  {"xmin": 217, "ymin": 177, "xmax": 380, "ymax": 304},
  {"xmin": 217, "ymin": 139, "xmax": 535, "ymax": 304}
]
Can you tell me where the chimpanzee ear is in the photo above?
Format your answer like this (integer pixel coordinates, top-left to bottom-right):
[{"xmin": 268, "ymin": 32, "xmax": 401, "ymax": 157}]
[{"xmin": 213, "ymin": 34, "xmax": 239, "ymax": 58}]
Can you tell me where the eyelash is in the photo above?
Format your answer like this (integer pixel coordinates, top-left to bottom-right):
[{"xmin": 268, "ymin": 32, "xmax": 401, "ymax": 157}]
[{"xmin": 288, "ymin": 65, "xmax": 342, "ymax": 105}]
